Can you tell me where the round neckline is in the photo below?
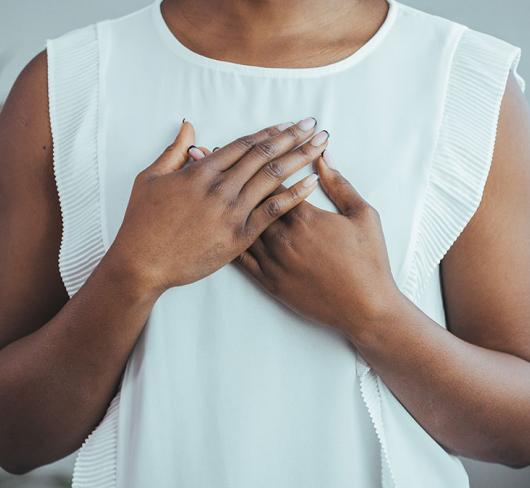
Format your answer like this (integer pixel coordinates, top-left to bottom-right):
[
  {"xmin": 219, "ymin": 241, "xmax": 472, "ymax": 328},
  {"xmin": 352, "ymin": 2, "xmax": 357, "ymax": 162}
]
[{"xmin": 151, "ymin": 0, "xmax": 399, "ymax": 78}]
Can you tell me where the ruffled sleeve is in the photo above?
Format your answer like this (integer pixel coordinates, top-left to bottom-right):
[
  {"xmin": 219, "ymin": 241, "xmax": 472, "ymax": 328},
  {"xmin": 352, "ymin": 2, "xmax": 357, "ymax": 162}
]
[
  {"xmin": 47, "ymin": 23, "xmax": 121, "ymax": 488},
  {"xmin": 47, "ymin": 24, "xmax": 107, "ymax": 298},
  {"xmin": 401, "ymin": 27, "xmax": 525, "ymax": 303}
]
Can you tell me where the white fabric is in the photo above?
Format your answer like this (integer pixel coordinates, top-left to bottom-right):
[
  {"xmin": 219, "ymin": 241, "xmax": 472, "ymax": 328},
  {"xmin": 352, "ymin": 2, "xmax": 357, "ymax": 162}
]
[{"xmin": 45, "ymin": 0, "xmax": 525, "ymax": 486}]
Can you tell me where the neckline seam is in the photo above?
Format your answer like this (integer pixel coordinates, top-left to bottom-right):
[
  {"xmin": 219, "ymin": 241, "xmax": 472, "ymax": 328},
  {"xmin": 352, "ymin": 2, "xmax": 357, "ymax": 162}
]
[{"xmin": 151, "ymin": 0, "xmax": 400, "ymax": 78}]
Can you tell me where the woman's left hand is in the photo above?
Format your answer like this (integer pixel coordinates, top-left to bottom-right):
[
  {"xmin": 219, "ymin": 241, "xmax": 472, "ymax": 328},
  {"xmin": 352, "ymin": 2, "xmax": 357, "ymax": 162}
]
[{"xmin": 236, "ymin": 153, "xmax": 402, "ymax": 339}]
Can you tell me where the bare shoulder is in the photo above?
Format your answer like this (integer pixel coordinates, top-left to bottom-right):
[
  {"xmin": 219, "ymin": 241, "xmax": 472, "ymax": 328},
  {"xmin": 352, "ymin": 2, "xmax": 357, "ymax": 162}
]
[
  {"xmin": 0, "ymin": 50, "xmax": 68, "ymax": 348},
  {"xmin": 442, "ymin": 72, "xmax": 530, "ymax": 359},
  {"xmin": 0, "ymin": 50, "xmax": 51, "ymax": 160},
  {"xmin": 466, "ymin": 72, "xmax": 530, "ymax": 238}
]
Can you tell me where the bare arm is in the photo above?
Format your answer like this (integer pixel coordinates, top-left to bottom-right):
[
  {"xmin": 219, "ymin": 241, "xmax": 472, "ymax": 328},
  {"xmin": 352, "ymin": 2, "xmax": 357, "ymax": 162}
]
[
  {"xmin": 0, "ymin": 52, "xmax": 329, "ymax": 473},
  {"xmin": 347, "ymin": 73, "xmax": 530, "ymax": 467},
  {"xmin": 236, "ymin": 73, "xmax": 530, "ymax": 467},
  {"xmin": 0, "ymin": 52, "xmax": 166, "ymax": 473}
]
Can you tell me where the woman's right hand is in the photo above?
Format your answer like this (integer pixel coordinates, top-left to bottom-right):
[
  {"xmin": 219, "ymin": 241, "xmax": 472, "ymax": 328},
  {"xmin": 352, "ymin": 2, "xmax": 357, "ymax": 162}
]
[{"xmin": 105, "ymin": 117, "xmax": 329, "ymax": 298}]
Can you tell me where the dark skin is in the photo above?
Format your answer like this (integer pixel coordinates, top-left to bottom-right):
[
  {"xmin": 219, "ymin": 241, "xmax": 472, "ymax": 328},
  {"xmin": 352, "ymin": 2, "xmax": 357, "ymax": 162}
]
[
  {"xmin": 1, "ymin": 0, "xmax": 530, "ymax": 475},
  {"xmin": 161, "ymin": 0, "xmax": 389, "ymax": 69}
]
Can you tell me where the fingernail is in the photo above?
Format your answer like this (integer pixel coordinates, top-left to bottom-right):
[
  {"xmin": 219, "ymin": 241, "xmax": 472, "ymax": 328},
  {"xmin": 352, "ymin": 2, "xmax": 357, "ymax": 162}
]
[
  {"xmin": 310, "ymin": 130, "xmax": 329, "ymax": 146},
  {"xmin": 322, "ymin": 149, "xmax": 335, "ymax": 168},
  {"xmin": 188, "ymin": 145, "xmax": 205, "ymax": 159},
  {"xmin": 182, "ymin": 117, "xmax": 187, "ymax": 124},
  {"xmin": 297, "ymin": 117, "xmax": 317, "ymax": 131},
  {"xmin": 303, "ymin": 173, "xmax": 319, "ymax": 187},
  {"xmin": 276, "ymin": 121, "xmax": 295, "ymax": 131},
  {"xmin": 213, "ymin": 146, "xmax": 220, "ymax": 152}
]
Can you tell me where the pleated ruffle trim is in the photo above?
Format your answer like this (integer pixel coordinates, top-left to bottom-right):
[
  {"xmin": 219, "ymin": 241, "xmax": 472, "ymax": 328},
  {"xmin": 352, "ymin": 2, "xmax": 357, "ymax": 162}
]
[
  {"xmin": 47, "ymin": 23, "xmax": 119, "ymax": 488},
  {"xmin": 401, "ymin": 27, "xmax": 525, "ymax": 304},
  {"xmin": 47, "ymin": 24, "xmax": 107, "ymax": 299}
]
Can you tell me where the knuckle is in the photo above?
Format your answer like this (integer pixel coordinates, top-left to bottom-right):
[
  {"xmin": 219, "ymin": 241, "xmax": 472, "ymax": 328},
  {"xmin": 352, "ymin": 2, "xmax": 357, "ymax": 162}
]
[
  {"xmin": 297, "ymin": 143, "xmax": 315, "ymax": 157},
  {"xmin": 264, "ymin": 127, "xmax": 280, "ymax": 138},
  {"xmin": 165, "ymin": 142, "xmax": 177, "ymax": 152},
  {"xmin": 272, "ymin": 229, "xmax": 293, "ymax": 249},
  {"xmin": 134, "ymin": 169, "xmax": 149, "ymax": 184},
  {"xmin": 289, "ymin": 185, "xmax": 302, "ymax": 201},
  {"xmin": 206, "ymin": 176, "xmax": 226, "ymax": 197},
  {"xmin": 266, "ymin": 276, "xmax": 280, "ymax": 295},
  {"xmin": 349, "ymin": 200, "xmax": 373, "ymax": 219},
  {"xmin": 283, "ymin": 125, "xmax": 299, "ymax": 139},
  {"xmin": 331, "ymin": 171, "xmax": 345, "ymax": 184},
  {"xmin": 263, "ymin": 160, "xmax": 284, "ymax": 180},
  {"xmin": 335, "ymin": 175, "xmax": 352, "ymax": 192},
  {"xmin": 264, "ymin": 197, "xmax": 282, "ymax": 218},
  {"xmin": 254, "ymin": 140, "xmax": 278, "ymax": 159},
  {"xmin": 364, "ymin": 204, "xmax": 380, "ymax": 222},
  {"xmin": 355, "ymin": 200, "xmax": 371, "ymax": 214},
  {"xmin": 235, "ymin": 135, "xmax": 257, "ymax": 151},
  {"xmin": 233, "ymin": 223, "xmax": 255, "ymax": 243},
  {"xmin": 225, "ymin": 197, "xmax": 240, "ymax": 212},
  {"xmin": 289, "ymin": 205, "xmax": 310, "ymax": 225},
  {"xmin": 224, "ymin": 198, "xmax": 246, "ymax": 223}
]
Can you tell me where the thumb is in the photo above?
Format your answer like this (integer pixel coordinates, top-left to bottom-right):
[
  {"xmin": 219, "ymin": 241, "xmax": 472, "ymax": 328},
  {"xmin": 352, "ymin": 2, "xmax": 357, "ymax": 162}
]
[
  {"xmin": 149, "ymin": 119, "xmax": 196, "ymax": 175},
  {"xmin": 316, "ymin": 150, "xmax": 366, "ymax": 217}
]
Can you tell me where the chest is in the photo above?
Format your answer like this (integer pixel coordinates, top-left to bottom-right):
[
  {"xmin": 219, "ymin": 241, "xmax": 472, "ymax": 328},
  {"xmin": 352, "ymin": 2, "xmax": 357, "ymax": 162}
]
[{"xmin": 100, "ymin": 68, "xmax": 442, "ymax": 288}]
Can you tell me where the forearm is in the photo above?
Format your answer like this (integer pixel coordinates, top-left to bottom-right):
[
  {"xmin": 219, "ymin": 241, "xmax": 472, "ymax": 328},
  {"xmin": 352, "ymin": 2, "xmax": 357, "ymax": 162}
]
[
  {"xmin": 346, "ymin": 292, "xmax": 530, "ymax": 467},
  {"xmin": 0, "ymin": 250, "xmax": 159, "ymax": 474}
]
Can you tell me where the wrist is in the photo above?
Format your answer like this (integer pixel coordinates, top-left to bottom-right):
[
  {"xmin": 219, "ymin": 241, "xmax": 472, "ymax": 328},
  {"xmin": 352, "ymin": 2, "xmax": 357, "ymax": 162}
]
[
  {"xmin": 97, "ymin": 243, "xmax": 163, "ymax": 306},
  {"xmin": 342, "ymin": 282, "xmax": 409, "ymax": 348}
]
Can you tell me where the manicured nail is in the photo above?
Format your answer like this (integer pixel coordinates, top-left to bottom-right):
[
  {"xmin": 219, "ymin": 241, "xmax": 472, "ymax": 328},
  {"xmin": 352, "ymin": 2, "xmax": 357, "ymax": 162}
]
[
  {"xmin": 276, "ymin": 121, "xmax": 295, "ymax": 131},
  {"xmin": 310, "ymin": 130, "xmax": 329, "ymax": 146},
  {"xmin": 188, "ymin": 145, "xmax": 205, "ymax": 159},
  {"xmin": 322, "ymin": 149, "xmax": 335, "ymax": 168},
  {"xmin": 213, "ymin": 146, "xmax": 220, "ymax": 152},
  {"xmin": 303, "ymin": 173, "xmax": 319, "ymax": 187},
  {"xmin": 297, "ymin": 117, "xmax": 317, "ymax": 131}
]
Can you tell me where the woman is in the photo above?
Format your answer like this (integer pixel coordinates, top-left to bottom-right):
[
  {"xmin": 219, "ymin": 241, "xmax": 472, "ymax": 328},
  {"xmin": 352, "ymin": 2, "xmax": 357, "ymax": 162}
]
[{"xmin": 0, "ymin": 0, "xmax": 529, "ymax": 486}]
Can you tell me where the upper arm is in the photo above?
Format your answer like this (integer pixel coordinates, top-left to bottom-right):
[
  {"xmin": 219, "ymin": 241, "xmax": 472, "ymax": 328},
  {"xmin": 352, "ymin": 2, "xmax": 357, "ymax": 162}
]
[
  {"xmin": 0, "ymin": 50, "xmax": 68, "ymax": 349},
  {"xmin": 441, "ymin": 72, "xmax": 530, "ymax": 361}
]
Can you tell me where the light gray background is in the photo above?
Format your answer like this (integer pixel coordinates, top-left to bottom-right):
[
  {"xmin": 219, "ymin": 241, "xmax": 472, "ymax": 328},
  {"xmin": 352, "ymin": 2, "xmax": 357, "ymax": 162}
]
[{"xmin": 0, "ymin": 1, "xmax": 529, "ymax": 487}]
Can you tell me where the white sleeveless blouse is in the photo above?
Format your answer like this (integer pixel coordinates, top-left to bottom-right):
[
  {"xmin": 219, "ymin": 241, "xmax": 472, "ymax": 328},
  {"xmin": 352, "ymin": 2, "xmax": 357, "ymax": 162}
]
[{"xmin": 46, "ymin": 1, "xmax": 525, "ymax": 486}]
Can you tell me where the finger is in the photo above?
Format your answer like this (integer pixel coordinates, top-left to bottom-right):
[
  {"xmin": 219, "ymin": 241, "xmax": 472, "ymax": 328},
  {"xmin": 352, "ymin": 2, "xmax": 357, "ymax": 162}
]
[
  {"xmin": 183, "ymin": 146, "xmax": 212, "ymax": 170},
  {"xmin": 187, "ymin": 145, "xmax": 212, "ymax": 161},
  {"xmin": 247, "ymin": 173, "xmax": 319, "ymax": 235},
  {"xmin": 207, "ymin": 121, "xmax": 296, "ymax": 171},
  {"xmin": 187, "ymin": 145, "xmax": 206, "ymax": 160},
  {"xmin": 226, "ymin": 117, "xmax": 318, "ymax": 185},
  {"xmin": 248, "ymin": 236, "xmax": 268, "ymax": 261},
  {"xmin": 239, "ymin": 130, "xmax": 329, "ymax": 208},
  {"xmin": 265, "ymin": 182, "xmax": 316, "ymax": 221},
  {"xmin": 316, "ymin": 151, "xmax": 366, "ymax": 216},
  {"xmin": 149, "ymin": 119, "xmax": 195, "ymax": 175},
  {"xmin": 234, "ymin": 251, "xmax": 264, "ymax": 281},
  {"xmin": 266, "ymin": 183, "xmax": 316, "ymax": 207}
]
